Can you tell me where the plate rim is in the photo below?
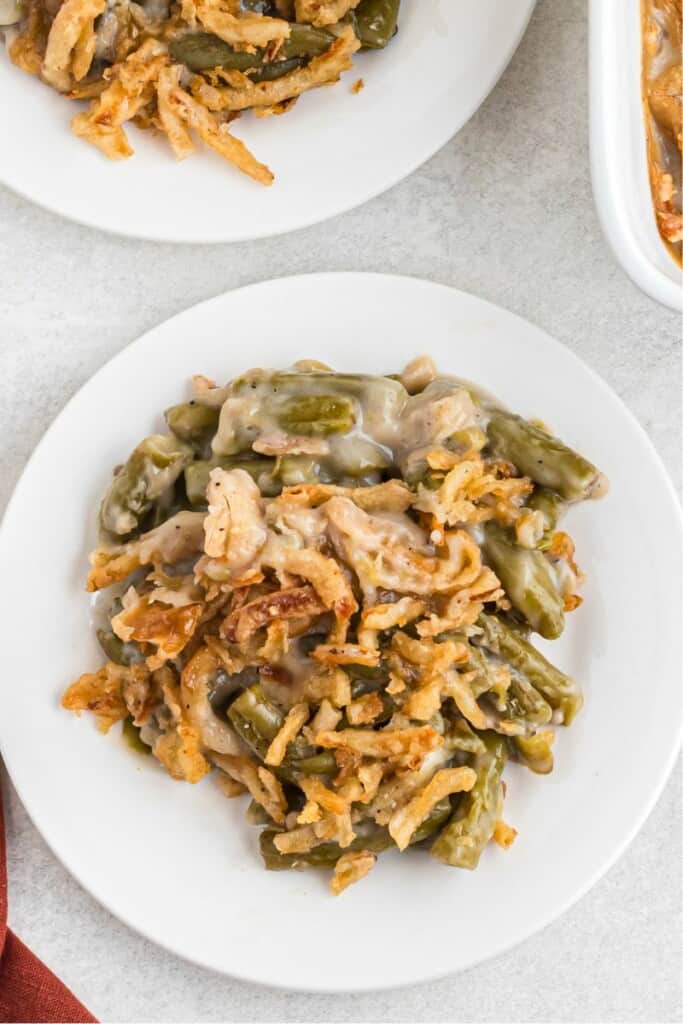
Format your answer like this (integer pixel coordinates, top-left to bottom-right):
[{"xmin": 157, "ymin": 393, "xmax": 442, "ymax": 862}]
[
  {"xmin": 0, "ymin": 271, "xmax": 681, "ymax": 992},
  {"xmin": 0, "ymin": 1, "xmax": 537, "ymax": 243}
]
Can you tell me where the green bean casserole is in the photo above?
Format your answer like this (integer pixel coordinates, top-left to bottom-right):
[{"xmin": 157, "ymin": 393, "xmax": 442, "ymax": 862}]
[
  {"xmin": 3, "ymin": 0, "xmax": 400, "ymax": 180},
  {"xmin": 62, "ymin": 357, "xmax": 608, "ymax": 894}
]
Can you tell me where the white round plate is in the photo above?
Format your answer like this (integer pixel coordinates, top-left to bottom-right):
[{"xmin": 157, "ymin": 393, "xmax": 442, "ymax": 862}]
[
  {"xmin": 0, "ymin": 0, "xmax": 535, "ymax": 242},
  {"xmin": 0, "ymin": 274, "xmax": 681, "ymax": 991}
]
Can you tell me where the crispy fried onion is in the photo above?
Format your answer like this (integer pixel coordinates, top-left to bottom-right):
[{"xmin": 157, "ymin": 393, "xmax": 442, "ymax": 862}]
[
  {"xmin": 86, "ymin": 510, "xmax": 205, "ymax": 592},
  {"xmin": 111, "ymin": 589, "xmax": 202, "ymax": 668},
  {"xmin": 192, "ymin": 23, "xmax": 359, "ymax": 111},
  {"xmin": 273, "ymin": 807, "xmax": 354, "ymax": 853},
  {"xmin": 264, "ymin": 701, "xmax": 309, "ymax": 766},
  {"xmin": 325, "ymin": 497, "xmax": 483, "ymax": 598},
  {"xmin": 415, "ymin": 567, "xmax": 503, "ymax": 637},
  {"xmin": 330, "ymin": 849, "xmax": 376, "ymax": 895},
  {"xmin": 315, "ymin": 725, "xmax": 442, "ymax": 770},
  {"xmin": 221, "ymin": 585, "xmax": 325, "ymax": 644},
  {"xmin": 302, "ymin": 668, "xmax": 351, "ymax": 708},
  {"xmin": 153, "ymin": 667, "xmax": 211, "ymax": 782},
  {"xmin": 295, "ymin": 0, "xmax": 360, "ymax": 27},
  {"xmin": 213, "ymin": 752, "xmax": 287, "ymax": 824},
  {"xmin": 414, "ymin": 455, "xmax": 533, "ymax": 527},
  {"xmin": 71, "ymin": 39, "xmax": 167, "ymax": 159},
  {"xmin": 61, "ymin": 661, "xmax": 131, "ymax": 732},
  {"xmin": 282, "ymin": 478, "xmax": 413, "ymax": 513},
  {"xmin": 358, "ymin": 596, "xmax": 425, "ymax": 649},
  {"xmin": 388, "ymin": 766, "xmax": 476, "ymax": 851},
  {"xmin": 205, "ymin": 467, "xmax": 269, "ymax": 569},
  {"xmin": 41, "ymin": 0, "xmax": 105, "ymax": 91},
  {"xmin": 345, "ymin": 692, "xmax": 383, "ymax": 725},
  {"xmin": 492, "ymin": 820, "xmax": 518, "ymax": 849},
  {"xmin": 196, "ymin": 0, "xmax": 291, "ymax": 47},
  {"xmin": 310, "ymin": 643, "xmax": 379, "ymax": 667},
  {"xmin": 9, "ymin": 0, "xmax": 48, "ymax": 76},
  {"xmin": 156, "ymin": 70, "xmax": 274, "ymax": 184},
  {"xmin": 262, "ymin": 540, "xmax": 357, "ymax": 621},
  {"xmin": 337, "ymin": 762, "xmax": 384, "ymax": 805},
  {"xmin": 305, "ymin": 698, "xmax": 342, "ymax": 739},
  {"xmin": 392, "ymin": 634, "xmax": 470, "ymax": 723}
]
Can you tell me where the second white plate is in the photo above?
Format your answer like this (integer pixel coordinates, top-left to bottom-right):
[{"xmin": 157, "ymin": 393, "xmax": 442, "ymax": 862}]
[
  {"xmin": 0, "ymin": 273, "xmax": 680, "ymax": 990},
  {"xmin": 0, "ymin": 0, "xmax": 535, "ymax": 242}
]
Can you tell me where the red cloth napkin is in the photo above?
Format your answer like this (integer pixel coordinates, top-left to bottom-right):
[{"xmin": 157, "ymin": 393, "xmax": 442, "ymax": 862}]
[{"xmin": 0, "ymin": 783, "xmax": 97, "ymax": 1024}]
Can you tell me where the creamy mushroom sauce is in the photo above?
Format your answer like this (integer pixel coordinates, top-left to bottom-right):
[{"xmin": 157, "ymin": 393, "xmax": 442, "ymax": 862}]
[{"xmin": 212, "ymin": 368, "xmax": 485, "ymax": 484}]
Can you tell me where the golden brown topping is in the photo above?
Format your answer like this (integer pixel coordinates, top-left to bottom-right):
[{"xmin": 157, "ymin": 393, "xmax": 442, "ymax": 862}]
[
  {"xmin": 299, "ymin": 778, "xmax": 348, "ymax": 816},
  {"xmin": 41, "ymin": 0, "xmax": 106, "ymax": 91},
  {"xmin": 295, "ymin": 0, "xmax": 360, "ymax": 27},
  {"xmin": 311, "ymin": 643, "xmax": 380, "ymax": 667},
  {"xmin": 264, "ymin": 702, "xmax": 310, "ymax": 766},
  {"xmin": 221, "ymin": 585, "xmax": 325, "ymax": 645},
  {"xmin": 213, "ymin": 753, "xmax": 287, "ymax": 824},
  {"xmin": 111, "ymin": 595, "xmax": 202, "ymax": 668},
  {"xmin": 262, "ymin": 543, "xmax": 358, "ymax": 620},
  {"xmin": 282, "ymin": 479, "xmax": 414, "ymax": 513},
  {"xmin": 493, "ymin": 820, "xmax": 518, "ymax": 849},
  {"xmin": 315, "ymin": 725, "xmax": 442, "ymax": 766},
  {"xmin": 388, "ymin": 766, "xmax": 477, "ymax": 851},
  {"xmin": 61, "ymin": 663, "xmax": 129, "ymax": 732},
  {"xmin": 195, "ymin": 1, "xmax": 291, "ymax": 47},
  {"xmin": 442, "ymin": 670, "xmax": 490, "ymax": 730},
  {"xmin": 205, "ymin": 467, "xmax": 268, "ymax": 567},
  {"xmin": 330, "ymin": 849, "xmax": 376, "ymax": 895},
  {"xmin": 302, "ymin": 668, "xmax": 352, "ymax": 708},
  {"xmin": 154, "ymin": 723, "xmax": 211, "ymax": 783},
  {"xmin": 193, "ymin": 25, "xmax": 360, "ymax": 112},
  {"xmin": 345, "ymin": 692, "xmax": 384, "ymax": 726}
]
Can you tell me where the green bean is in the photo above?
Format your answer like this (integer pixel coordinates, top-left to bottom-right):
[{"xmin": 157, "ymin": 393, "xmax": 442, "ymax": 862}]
[
  {"xmin": 328, "ymin": 436, "xmax": 392, "ymax": 478},
  {"xmin": 277, "ymin": 394, "xmax": 355, "ymax": 436},
  {"xmin": 169, "ymin": 33, "xmax": 260, "ymax": 72},
  {"xmin": 482, "ymin": 522, "xmax": 565, "ymax": 639},
  {"xmin": 170, "ymin": 23, "xmax": 335, "ymax": 74},
  {"xmin": 513, "ymin": 731, "xmax": 554, "ymax": 774},
  {"xmin": 444, "ymin": 717, "xmax": 486, "ymax": 755},
  {"xmin": 526, "ymin": 487, "xmax": 565, "ymax": 549},
  {"xmin": 462, "ymin": 643, "xmax": 500, "ymax": 699},
  {"xmin": 122, "ymin": 717, "xmax": 151, "ymax": 755},
  {"xmin": 477, "ymin": 613, "xmax": 582, "ymax": 725},
  {"xmin": 184, "ymin": 456, "xmax": 278, "ymax": 504},
  {"xmin": 227, "ymin": 685, "xmax": 337, "ymax": 779},
  {"xmin": 247, "ymin": 800, "xmax": 275, "ymax": 825},
  {"xmin": 250, "ymin": 57, "xmax": 304, "ymax": 82},
  {"xmin": 486, "ymin": 411, "xmax": 607, "ymax": 503},
  {"xmin": 431, "ymin": 732, "xmax": 506, "ymax": 869},
  {"xmin": 292, "ymin": 752, "xmax": 339, "ymax": 775},
  {"xmin": 272, "ymin": 455, "xmax": 325, "ymax": 487},
  {"xmin": 490, "ymin": 675, "xmax": 553, "ymax": 734},
  {"xmin": 259, "ymin": 798, "xmax": 451, "ymax": 869},
  {"xmin": 96, "ymin": 628, "xmax": 145, "ymax": 667},
  {"xmin": 447, "ymin": 426, "xmax": 488, "ymax": 453},
  {"xmin": 283, "ymin": 23, "xmax": 336, "ymax": 58},
  {"xmin": 353, "ymin": 0, "xmax": 400, "ymax": 49},
  {"xmin": 100, "ymin": 434, "xmax": 194, "ymax": 538},
  {"xmin": 343, "ymin": 675, "xmax": 395, "ymax": 727},
  {"xmin": 164, "ymin": 402, "xmax": 220, "ymax": 449}
]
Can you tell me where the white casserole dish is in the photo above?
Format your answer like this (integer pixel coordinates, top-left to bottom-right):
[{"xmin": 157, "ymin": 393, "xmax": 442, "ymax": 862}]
[{"xmin": 589, "ymin": 0, "xmax": 682, "ymax": 311}]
